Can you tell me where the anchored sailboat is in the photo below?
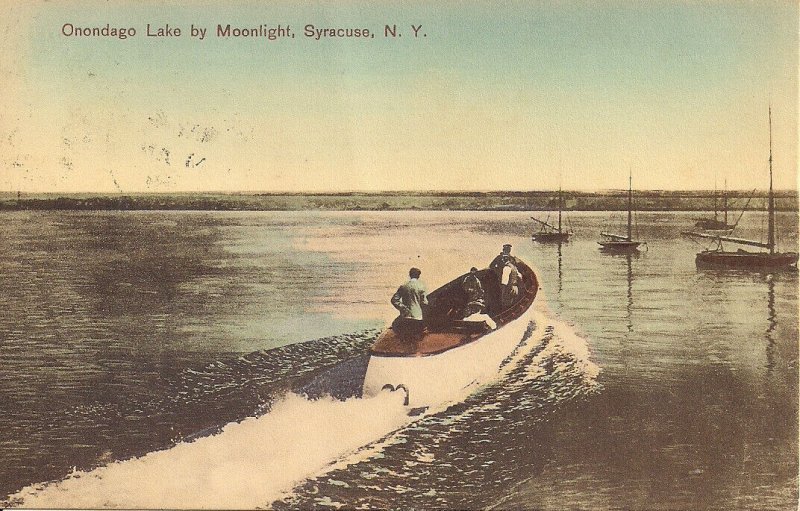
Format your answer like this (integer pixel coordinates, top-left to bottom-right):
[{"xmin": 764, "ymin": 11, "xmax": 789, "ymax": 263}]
[
  {"xmin": 531, "ymin": 187, "xmax": 572, "ymax": 242},
  {"xmin": 694, "ymin": 179, "xmax": 734, "ymax": 231},
  {"xmin": 598, "ymin": 173, "xmax": 642, "ymax": 252},
  {"xmin": 684, "ymin": 108, "xmax": 798, "ymax": 270}
]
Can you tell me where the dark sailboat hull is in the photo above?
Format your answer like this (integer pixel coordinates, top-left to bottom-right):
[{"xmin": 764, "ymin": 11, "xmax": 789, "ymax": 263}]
[
  {"xmin": 598, "ymin": 240, "xmax": 641, "ymax": 252},
  {"xmin": 696, "ymin": 250, "xmax": 798, "ymax": 270},
  {"xmin": 532, "ymin": 232, "xmax": 570, "ymax": 243},
  {"xmin": 694, "ymin": 219, "xmax": 734, "ymax": 231}
]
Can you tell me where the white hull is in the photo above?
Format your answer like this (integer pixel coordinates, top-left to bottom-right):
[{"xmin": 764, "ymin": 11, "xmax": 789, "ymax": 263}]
[{"xmin": 362, "ymin": 308, "xmax": 537, "ymax": 408}]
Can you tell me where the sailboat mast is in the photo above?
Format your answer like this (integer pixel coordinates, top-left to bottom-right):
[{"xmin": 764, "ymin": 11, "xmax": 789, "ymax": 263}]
[
  {"xmin": 713, "ymin": 175, "xmax": 718, "ymax": 221},
  {"xmin": 768, "ymin": 107, "xmax": 775, "ymax": 254},
  {"xmin": 558, "ymin": 187, "xmax": 562, "ymax": 233},
  {"xmin": 723, "ymin": 179, "xmax": 728, "ymax": 225},
  {"xmin": 627, "ymin": 173, "xmax": 632, "ymax": 241}
]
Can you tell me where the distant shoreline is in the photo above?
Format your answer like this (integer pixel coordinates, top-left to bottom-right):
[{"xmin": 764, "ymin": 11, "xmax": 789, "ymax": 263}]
[{"xmin": 0, "ymin": 190, "xmax": 797, "ymax": 212}]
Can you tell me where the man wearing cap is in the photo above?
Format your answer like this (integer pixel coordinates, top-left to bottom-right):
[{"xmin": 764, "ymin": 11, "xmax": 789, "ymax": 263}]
[
  {"xmin": 489, "ymin": 243, "xmax": 519, "ymax": 271},
  {"xmin": 391, "ymin": 267, "xmax": 428, "ymax": 338},
  {"xmin": 489, "ymin": 244, "xmax": 523, "ymax": 310}
]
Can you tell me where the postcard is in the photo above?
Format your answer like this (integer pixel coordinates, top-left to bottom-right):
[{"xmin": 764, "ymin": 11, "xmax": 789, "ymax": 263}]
[{"xmin": 0, "ymin": 1, "xmax": 797, "ymax": 509}]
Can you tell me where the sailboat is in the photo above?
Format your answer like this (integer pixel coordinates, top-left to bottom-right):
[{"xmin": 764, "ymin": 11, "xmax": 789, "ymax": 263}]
[
  {"xmin": 694, "ymin": 179, "xmax": 734, "ymax": 231},
  {"xmin": 531, "ymin": 187, "xmax": 572, "ymax": 242},
  {"xmin": 598, "ymin": 173, "xmax": 642, "ymax": 252},
  {"xmin": 685, "ymin": 108, "xmax": 798, "ymax": 270}
]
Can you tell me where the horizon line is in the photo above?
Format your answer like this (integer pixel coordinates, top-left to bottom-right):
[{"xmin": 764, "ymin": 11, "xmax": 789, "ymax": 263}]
[{"xmin": 2, "ymin": 189, "xmax": 798, "ymax": 195}]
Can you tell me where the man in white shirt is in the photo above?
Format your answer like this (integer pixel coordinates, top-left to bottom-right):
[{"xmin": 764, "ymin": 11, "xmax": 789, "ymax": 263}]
[{"xmin": 391, "ymin": 267, "xmax": 428, "ymax": 338}]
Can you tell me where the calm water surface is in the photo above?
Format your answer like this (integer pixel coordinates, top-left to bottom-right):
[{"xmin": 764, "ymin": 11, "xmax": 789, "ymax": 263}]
[{"xmin": 0, "ymin": 210, "xmax": 796, "ymax": 509}]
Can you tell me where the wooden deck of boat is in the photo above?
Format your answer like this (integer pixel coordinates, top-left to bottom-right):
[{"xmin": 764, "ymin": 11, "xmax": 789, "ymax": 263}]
[{"xmin": 370, "ymin": 329, "xmax": 483, "ymax": 357}]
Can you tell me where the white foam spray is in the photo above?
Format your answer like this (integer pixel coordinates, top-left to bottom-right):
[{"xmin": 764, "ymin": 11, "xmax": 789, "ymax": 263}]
[
  {"xmin": 530, "ymin": 289, "xmax": 602, "ymax": 382},
  {"xmin": 9, "ymin": 392, "xmax": 412, "ymax": 509}
]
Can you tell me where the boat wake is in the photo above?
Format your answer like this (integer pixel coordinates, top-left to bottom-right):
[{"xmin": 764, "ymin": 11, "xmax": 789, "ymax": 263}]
[
  {"xmin": 276, "ymin": 304, "xmax": 601, "ymax": 509},
  {"xmin": 6, "ymin": 303, "xmax": 599, "ymax": 509},
  {"xmin": 6, "ymin": 392, "xmax": 413, "ymax": 509}
]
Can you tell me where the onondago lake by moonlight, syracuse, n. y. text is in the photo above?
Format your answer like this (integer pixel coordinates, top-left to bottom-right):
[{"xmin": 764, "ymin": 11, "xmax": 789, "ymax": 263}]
[{"xmin": 60, "ymin": 23, "xmax": 427, "ymax": 41}]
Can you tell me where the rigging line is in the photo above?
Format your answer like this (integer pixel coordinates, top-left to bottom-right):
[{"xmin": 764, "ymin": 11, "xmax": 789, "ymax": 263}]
[
  {"xmin": 731, "ymin": 191, "xmax": 756, "ymax": 233},
  {"xmin": 684, "ymin": 231, "xmax": 710, "ymax": 249},
  {"xmin": 686, "ymin": 236, "xmax": 706, "ymax": 248}
]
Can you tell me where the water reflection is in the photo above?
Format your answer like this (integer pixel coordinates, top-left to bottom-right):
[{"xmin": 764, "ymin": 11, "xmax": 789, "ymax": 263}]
[
  {"xmin": 695, "ymin": 269, "xmax": 786, "ymax": 377},
  {"xmin": 598, "ymin": 249, "xmax": 639, "ymax": 333},
  {"xmin": 626, "ymin": 253, "xmax": 633, "ymax": 333},
  {"xmin": 766, "ymin": 275, "xmax": 777, "ymax": 374},
  {"xmin": 557, "ymin": 241, "xmax": 563, "ymax": 296}
]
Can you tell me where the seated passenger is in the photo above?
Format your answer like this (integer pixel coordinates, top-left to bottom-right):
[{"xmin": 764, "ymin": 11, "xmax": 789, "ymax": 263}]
[
  {"xmin": 461, "ymin": 268, "xmax": 496, "ymax": 330},
  {"xmin": 461, "ymin": 267, "xmax": 485, "ymax": 306},
  {"xmin": 462, "ymin": 300, "xmax": 497, "ymax": 331}
]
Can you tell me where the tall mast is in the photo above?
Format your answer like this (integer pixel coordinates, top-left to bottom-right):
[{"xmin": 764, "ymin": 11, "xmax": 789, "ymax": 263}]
[
  {"xmin": 723, "ymin": 179, "xmax": 728, "ymax": 225},
  {"xmin": 713, "ymin": 174, "xmax": 718, "ymax": 221},
  {"xmin": 768, "ymin": 107, "xmax": 775, "ymax": 254},
  {"xmin": 627, "ymin": 172, "xmax": 633, "ymax": 241},
  {"xmin": 558, "ymin": 186, "xmax": 562, "ymax": 233}
]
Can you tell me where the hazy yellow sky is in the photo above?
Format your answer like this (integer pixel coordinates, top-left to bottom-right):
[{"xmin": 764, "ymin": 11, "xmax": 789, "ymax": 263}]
[{"xmin": 0, "ymin": 1, "xmax": 797, "ymax": 193}]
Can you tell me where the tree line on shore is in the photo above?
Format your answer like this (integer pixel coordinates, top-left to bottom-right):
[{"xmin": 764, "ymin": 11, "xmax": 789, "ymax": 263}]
[{"xmin": 0, "ymin": 191, "xmax": 796, "ymax": 212}]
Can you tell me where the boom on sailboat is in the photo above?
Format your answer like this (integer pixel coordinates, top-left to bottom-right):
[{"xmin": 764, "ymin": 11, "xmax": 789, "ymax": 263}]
[
  {"xmin": 683, "ymin": 108, "xmax": 798, "ymax": 270},
  {"xmin": 531, "ymin": 187, "xmax": 572, "ymax": 242}
]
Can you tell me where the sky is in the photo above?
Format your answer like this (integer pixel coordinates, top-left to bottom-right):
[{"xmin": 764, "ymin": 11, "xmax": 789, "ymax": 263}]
[{"xmin": 0, "ymin": 0, "xmax": 797, "ymax": 193}]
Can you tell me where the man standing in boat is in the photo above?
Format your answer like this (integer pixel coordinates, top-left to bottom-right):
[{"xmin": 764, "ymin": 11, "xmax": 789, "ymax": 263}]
[
  {"xmin": 499, "ymin": 259, "xmax": 522, "ymax": 308},
  {"xmin": 489, "ymin": 243, "xmax": 520, "ymax": 271},
  {"xmin": 489, "ymin": 244, "xmax": 523, "ymax": 310},
  {"xmin": 391, "ymin": 267, "xmax": 428, "ymax": 339}
]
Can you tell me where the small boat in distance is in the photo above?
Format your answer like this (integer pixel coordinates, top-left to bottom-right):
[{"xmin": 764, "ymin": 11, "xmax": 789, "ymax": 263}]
[
  {"xmin": 694, "ymin": 179, "xmax": 734, "ymax": 232},
  {"xmin": 362, "ymin": 259, "xmax": 538, "ymax": 409},
  {"xmin": 598, "ymin": 173, "xmax": 642, "ymax": 253},
  {"xmin": 684, "ymin": 108, "xmax": 798, "ymax": 270},
  {"xmin": 531, "ymin": 187, "xmax": 572, "ymax": 243}
]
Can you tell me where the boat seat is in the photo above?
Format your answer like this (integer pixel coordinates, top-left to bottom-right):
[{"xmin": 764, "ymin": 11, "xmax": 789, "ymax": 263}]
[{"xmin": 426, "ymin": 319, "xmax": 490, "ymax": 334}]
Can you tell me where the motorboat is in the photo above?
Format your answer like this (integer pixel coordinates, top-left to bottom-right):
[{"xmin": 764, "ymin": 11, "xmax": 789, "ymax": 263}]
[{"xmin": 362, "ymin": 259, "xmax": 539, "ymax": 409}]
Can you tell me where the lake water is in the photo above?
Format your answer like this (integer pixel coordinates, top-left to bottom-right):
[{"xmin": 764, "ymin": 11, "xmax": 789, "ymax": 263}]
[{"xmin": 0, "ymin": 210, "xmax": 797, "ymax": 509}]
